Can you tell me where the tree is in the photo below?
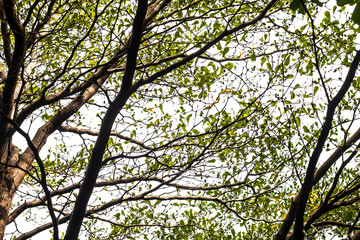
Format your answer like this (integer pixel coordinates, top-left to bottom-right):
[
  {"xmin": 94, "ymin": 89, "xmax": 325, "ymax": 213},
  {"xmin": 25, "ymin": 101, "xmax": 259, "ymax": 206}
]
[{"xmin": 0, "ymin": 0, "xmax": 360, "ymax": 239}]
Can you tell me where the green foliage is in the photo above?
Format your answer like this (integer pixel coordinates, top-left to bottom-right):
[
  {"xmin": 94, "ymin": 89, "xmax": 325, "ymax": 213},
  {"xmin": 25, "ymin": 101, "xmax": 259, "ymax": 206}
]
[
  {"xmin": 2, "ymin": 0, "xmax": 360, "ymax": 239},
  {"xmin": 291, "ymin": 0, "xmax": 360, "ymax": 24}
]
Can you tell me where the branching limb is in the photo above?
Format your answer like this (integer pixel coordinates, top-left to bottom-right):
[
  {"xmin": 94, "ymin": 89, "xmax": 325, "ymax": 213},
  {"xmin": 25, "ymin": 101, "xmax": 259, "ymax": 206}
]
[
  {"xmin": 0, "ymin": 110, "xmax": 59, "ymax": 240},
  {"xmin": 63, "ymin": 1, "xmax": 149, "ymax": 239},
  {"xmin": 277, "ymin": 51, "xmax": 360, "ymax": 240},
  {"xmin": 132, "ymin": 0, "xmax": 279, "ymax": 90}
]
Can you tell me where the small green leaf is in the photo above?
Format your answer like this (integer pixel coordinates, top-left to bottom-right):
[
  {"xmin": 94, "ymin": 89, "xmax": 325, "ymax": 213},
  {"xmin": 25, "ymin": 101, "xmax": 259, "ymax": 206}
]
[
  {"xmin": 266, "ymin": 62, "xmax": 272, "ymax": 72},
  {"xmin": 303, "ymin": 125, "xmax": 310, "ymax": 133},
  {"xmin": 313, "ymin": 86, "xmax": 319, "ymax": 95},
  {"xmin": 291, "ymin": 92, "xmax": 295, "ymax": 99},
  {"xmin": 251, "ymin": 53, "xmax": 256, "ymax": 61},
  {"xmin": 284, "ymin": 56, "xmax": 290, "ymax": 66},
  {"xmin": 223, "ymin": 47, "xmax": 229, "ymax": 56},
  {"xmin": 324, "ymin": 11, "xmax": 330, "ymax": 19},
  {"xmin": 261, "ymin": 56, "xmax": 266, "ymax": 66}
]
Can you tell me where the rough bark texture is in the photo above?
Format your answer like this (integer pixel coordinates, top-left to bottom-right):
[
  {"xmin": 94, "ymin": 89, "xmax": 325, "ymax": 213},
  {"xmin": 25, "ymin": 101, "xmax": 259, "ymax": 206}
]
[
  {"xmin": 0, "ymin": 0, "xmax": 26, "ymax": 237},
  {"xmin": 0, "ymin": 167, "xmax": 15, "ymax": 239}
]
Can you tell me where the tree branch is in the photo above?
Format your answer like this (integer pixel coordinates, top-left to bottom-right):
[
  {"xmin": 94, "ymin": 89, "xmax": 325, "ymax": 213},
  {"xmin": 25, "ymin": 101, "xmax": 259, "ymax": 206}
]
[
  {"xmin": 63, "ymin": 1, "xmax": 148, "ymax": 239},
  {"xmin": 57, "ymin": 125, "xmax": 154, "ymax": 150},
  {"xmin": 0, "ymin": 111, "xmax": 59, "ymax": 240},
  {"xmin": 276, "ymin": 50, "xmax": 360, "ymax": 240},
  {"xmin": 131, "ymin": 0, "xmax": 278, "ymax": 90}
]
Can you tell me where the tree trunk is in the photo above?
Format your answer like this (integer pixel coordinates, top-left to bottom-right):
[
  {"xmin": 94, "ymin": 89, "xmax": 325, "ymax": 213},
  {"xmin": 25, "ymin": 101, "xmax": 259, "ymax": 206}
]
[{"xmin": 0, "ymin": 165, "xmax": 17, "ymax": 240}]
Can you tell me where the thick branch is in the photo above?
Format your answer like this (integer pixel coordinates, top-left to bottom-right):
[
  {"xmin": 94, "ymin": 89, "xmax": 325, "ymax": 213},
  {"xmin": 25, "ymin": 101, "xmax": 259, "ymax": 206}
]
[
  {"xmin": 303, "ymin": 145, "xmax": 360, "ymax": 231},
  {"xmin": 1, "ymin": 0, "xmax": 26, "ymax": 107},
  {"xmin": 292, "ymin": 50, "xmax": 360, "ymax": 239},
  {"xmin": 12, "ymin": 73, "xmax": 110, "ymax": 189},
  {"xmin": 276, "ymin": 126, "xmax": 360, "ymax": 239},
  {"xmin": 63, "ymin": 1, "xmax": 148, "ymax": 239},
  {"xmin": 0, "ymin": 0, "xmax": 26, "ymax": 151},
  {"xmin": 0, "ymin": 6, "xmax": 11, "ymax": 65},
  {"xmin": 276, "ymin": 51, "xmax": 360, "ymax": 240}
]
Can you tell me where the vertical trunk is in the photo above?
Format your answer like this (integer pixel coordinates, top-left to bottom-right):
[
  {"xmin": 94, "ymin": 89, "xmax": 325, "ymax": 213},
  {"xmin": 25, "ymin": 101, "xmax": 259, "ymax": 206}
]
[
  {"xmin": 0, "ymin": 141, "xmax": 20, "ymax": 239},
  {"xmin": 0, "ymin": 165, "xmax": 17, "ymax": 240}
]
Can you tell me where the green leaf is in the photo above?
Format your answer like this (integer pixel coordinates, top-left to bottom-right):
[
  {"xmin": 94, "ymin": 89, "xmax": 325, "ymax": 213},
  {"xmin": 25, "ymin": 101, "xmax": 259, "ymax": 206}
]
[
  {"xmin": 267, "ymin": 62, "xmax": 272, "ymax": 72},
  {"xmin": 290, "ymin": 0, "xmax": 306, "ymax": 14},
  {"xmin": 251, "ymin": 53, "xmax": 256, "ymax": 61},
  {"xmin": 313, "ymin": 86, "xmax": 319, "ymax": 95},
  {"xmin": 337, "ymin": 0, "xmax": 356, "ymax": 6},
  {"xmin": 261, "ymin": 56, "xmax": 266, "ymax": 66},
  {"xmin": 344, "ymin": 211, "xmax": 353, "ymax": 221},
  {"xmin": 352, "ymin": 2, "xmax": 360, "ymax": 24},
  {"xmin": 223, "ymin": 47, "xmax": 229, "ymax": 56},
  {"xmin": 324, "ymin": 11, "xmax": 330, "ymax": 19},
  {"xmin": 284, "ymin": 56, "xmax": 290, "ymax": 66},
  {"xmin": 291, "ymin": 92, "xmax": 295, "ymax": 99}
]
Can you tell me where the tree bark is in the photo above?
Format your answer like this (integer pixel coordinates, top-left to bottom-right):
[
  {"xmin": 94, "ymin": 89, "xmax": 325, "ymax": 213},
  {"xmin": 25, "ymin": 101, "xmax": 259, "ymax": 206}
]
[{"xmin": 0, "ymin": 171, "xmax": 14, "ymax": 240}]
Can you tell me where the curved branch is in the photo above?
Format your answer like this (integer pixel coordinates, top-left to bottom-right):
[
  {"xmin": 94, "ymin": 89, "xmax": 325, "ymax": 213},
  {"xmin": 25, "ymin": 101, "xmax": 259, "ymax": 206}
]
[{"xmin": 0, "ymin": 111, "xmax": 59, "ymax": 240}]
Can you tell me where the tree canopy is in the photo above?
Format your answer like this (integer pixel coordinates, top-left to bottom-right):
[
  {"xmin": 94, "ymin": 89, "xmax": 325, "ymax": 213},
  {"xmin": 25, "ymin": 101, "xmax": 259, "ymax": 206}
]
[{"xmin": 0, "ymin": 0, "xmax": 360, "ymax": 239}]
